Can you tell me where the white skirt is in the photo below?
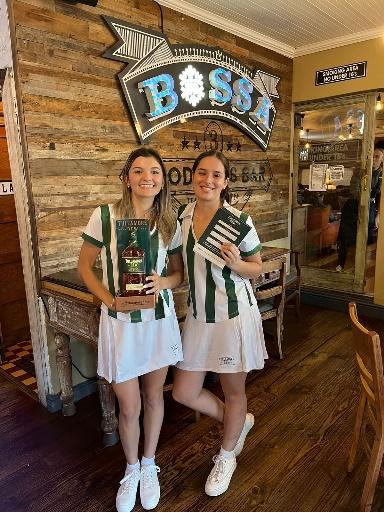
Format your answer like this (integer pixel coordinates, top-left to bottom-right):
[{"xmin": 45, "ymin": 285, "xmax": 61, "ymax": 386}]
[
  {"xmin": 177, "ymin": 304, "xmax": 267, "ymax": 373},
  {"xmin": 98, "ymin": 311, "xmax": 183, "ymax": 383}
]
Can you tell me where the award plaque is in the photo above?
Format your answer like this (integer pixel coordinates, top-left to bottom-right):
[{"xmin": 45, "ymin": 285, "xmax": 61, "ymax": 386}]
[{"xmin": 115, "ymin": 218, "xmax": 155, "ymax": 310}]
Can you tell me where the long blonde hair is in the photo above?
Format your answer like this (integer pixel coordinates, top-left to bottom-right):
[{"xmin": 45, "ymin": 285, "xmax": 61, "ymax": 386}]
[{"xmin": 114, "ymin": 147, "xmax": 175, "ymax": 245}]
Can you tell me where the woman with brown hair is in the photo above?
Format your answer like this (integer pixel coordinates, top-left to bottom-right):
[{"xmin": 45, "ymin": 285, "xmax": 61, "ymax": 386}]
[
  {"xmin": 172, "ymin": 150, "xmax": 267, "ymax": 497},
  {"xmin": 78, "ymin": 147, "xmax": 184, "ymax": 512}
]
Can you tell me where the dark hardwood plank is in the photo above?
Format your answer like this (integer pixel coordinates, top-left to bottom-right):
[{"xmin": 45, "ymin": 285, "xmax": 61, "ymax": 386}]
[{"xmin": 1, "ymin": 305, "xmax": 384, "ymax": 511}]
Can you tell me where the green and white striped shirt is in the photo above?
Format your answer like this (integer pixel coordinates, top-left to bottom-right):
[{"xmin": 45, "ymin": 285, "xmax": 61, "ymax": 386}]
[
  {"xmin": 176, "ymin": 201, "xmax": 262, "ymax": 323},
  {"xmin": 82, "ymin": 204, "xmax": 182, "ymax": 323}
]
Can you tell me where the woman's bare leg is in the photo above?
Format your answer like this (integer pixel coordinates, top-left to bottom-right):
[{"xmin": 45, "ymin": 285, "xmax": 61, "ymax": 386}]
[
  {"xmin": 172, "ymin": 368, "xmax": 225, "ymax": 421},
  {"xmin": 112, "ymin": 378, "xmax": 141, "ymax": 464},
  {"xmin": 141, "ymin": 366, "xmax": 169, "ymax": 458},
  {"xmin": 219, "ymin": 372, "xmax": 247, "ymax": 451}
]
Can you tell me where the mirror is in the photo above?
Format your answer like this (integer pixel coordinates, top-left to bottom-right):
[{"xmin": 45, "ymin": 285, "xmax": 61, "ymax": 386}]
[{"xmin": 295, "ymin": 102, "xmax": 365, "ymax": 274}]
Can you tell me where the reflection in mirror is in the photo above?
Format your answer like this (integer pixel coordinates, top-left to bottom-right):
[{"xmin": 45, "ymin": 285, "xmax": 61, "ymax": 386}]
[
  {"xmin": 365, "ymin": 127, "xmax": 384, "ymax": 294},
  {"xmin": 295, "ymin": 102, "xmax": 364, "ymax": 273}
]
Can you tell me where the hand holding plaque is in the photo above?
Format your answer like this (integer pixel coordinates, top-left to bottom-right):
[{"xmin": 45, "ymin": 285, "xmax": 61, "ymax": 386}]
[{"xmin": 115, "ymin": 219, "xmax": 156, "ymax": 311}]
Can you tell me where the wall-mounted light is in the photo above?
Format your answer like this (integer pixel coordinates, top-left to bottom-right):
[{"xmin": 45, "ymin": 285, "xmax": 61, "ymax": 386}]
[
  {"xmin": 180, "ymin": 115, "xmax": 187, "ymax": 124},
  {"xmin": 304, "ymin": 128, "xmax": 310, "ymax": 149},
  {"xmin": 376, "ymin": 93, "xmax": 383, "ymax": 111},
  {"xmin": 348, "ymin": 123, "xmax": 353, "ymax": 140},
  {"xmin": 299, "ymin": 113, "xmax": 305, "ymax": 137}
]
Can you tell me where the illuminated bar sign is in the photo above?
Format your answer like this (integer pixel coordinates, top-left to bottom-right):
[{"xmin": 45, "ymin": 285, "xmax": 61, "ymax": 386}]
[
  {"xmin": 103, "ymin": 17, "xmax": 280, "ymax": 151},
  {"xmin": 315, "ymin": 62, "xmax": 367, "ymax": 86}
]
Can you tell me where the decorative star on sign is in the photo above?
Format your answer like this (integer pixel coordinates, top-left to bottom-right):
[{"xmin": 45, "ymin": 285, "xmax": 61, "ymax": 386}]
[
  {"xmin": 194, "ymin": 138, "xmax": 201, "ymax": 150},
  {"xmin": 181, "ymin": 135, "xmax": 190, "ymax": 150},
  {"xmin": 227, "ymin": 142, "xmax": 233, "ymax": 152},
  {"xmin": 236, "ymin": 142, "xmax": 242, "ymax": 151}
]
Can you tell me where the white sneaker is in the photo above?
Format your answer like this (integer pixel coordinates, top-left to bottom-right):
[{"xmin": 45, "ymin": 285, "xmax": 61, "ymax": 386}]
[
  {"xmin": 234, "ymin": 412, "xmax": 254, "ymax": 456},
  {"xmin": 205, "ymin": 454, "xmax": 237, "ymax": 496},
  {"xmin": 140, "ymin": 464, "xmax": 160, "ymax": 510},
  {"xmin": 116, "ymin": 468, "xmax": 140, "ymax": 512},
  {"xmin": 335, "ymin": 265, "xmax": 343, "ymax": 272}
]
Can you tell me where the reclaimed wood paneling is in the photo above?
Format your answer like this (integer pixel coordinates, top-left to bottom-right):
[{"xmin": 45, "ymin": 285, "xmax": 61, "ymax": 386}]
[{"xmin": 12, "ymin": 0, "xmax": 293, "ymax": 275}]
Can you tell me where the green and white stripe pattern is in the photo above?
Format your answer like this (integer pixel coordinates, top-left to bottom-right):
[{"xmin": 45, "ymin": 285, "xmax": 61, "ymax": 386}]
[
  {"xmin": 82, "ymin": 204, "xmax": 182, "ymax": 323},
  {"xmin": 177, "ymin": 201, "xmax": 261, "ymax": 323}
]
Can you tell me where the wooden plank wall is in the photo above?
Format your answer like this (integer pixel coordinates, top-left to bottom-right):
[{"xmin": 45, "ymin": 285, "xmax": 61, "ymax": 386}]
[{"xmin": 12, "ymin": 0, "xmax": 292, "ymax": 276}]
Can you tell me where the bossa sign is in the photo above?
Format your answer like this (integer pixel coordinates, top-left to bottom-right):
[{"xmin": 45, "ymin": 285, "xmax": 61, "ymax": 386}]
[{"xmin": 103, "ymin": 17, "xmax": 280, "ymax": 151}]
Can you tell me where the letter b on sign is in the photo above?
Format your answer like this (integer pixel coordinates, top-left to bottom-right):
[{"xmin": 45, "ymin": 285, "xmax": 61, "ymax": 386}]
[{"xmin": 139, "ymin": 74, "xmax": 178, "ymax": 119}]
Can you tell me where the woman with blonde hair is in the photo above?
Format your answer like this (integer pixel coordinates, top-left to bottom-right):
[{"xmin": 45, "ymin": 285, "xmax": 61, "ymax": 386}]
[{"xmin": 78, "ymin": 146, "xmax": 183, "ymax": 512}]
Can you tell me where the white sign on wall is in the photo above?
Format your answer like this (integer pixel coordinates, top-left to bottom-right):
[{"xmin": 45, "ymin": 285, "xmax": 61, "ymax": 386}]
[
  {"xmin": 0, "ymin": 181, "xmax": 13, "ymax": 195},
  {"xmin": 329, "ymin": 165, "xmax": 344, "ymax": 181},
  {"xmin": 309, "ymin": 163, "xmax": 327, "ymax": 191}
]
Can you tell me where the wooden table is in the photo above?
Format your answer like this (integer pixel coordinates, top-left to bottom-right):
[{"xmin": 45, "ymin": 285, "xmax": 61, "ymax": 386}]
[
  {"xmin": 41, "ymin": 269, "xmax": 188, "ymax": 447},
  {"xmin": 41, "ymin": 247, "xmax": 288, "ymax": 446}
]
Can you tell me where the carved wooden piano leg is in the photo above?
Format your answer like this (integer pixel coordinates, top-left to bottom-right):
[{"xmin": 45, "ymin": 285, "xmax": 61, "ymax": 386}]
[
  {"xmin": 97, "ymin": 377, "xmax": 119, "ymax": 447},
  {"xmin": 54, "ymin": 331, "xmax": 76, "ymax": 416}
]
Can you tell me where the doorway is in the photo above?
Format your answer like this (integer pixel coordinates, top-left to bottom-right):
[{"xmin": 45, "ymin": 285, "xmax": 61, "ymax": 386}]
[
  {"xmin": 292, "ymin": 93, "xmax": 376, "ymax": 294},
  {"xmin": 366, "ymin": 105, "xmax": 384, "ymax": 296},
  {"xmin": 0, "ymin": 99, "xmax": 35, "ymax": 396},
  {"xmin": 0, "ymin": 99, "xmax": 30, "ymax": 352}
]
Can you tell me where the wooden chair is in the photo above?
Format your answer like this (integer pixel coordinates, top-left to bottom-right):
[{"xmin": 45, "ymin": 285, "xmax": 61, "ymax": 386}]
[
  {"xmin": 254, "ymin": 257, "xmax": 286, "ymax": 359},
  {"xmin": 348, "ymin": 302, "xmax": 384, "ymax": 512},
  {"xmin": 306, "ymin": 205, "xmax": 340, "ymax": 254},
  {"xmin": 285, "ymin": 250, "xmax": 302, "ymax": 317}
]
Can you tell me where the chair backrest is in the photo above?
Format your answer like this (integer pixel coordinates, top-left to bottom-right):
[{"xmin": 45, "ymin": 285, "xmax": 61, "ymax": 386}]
[
  {"xmin": 348, "ymin": 303, "xmax": 384, "ymax": 430},
  {"xmin": 255, "ymin": 257, "xmax": 286, "ymax": 304}
]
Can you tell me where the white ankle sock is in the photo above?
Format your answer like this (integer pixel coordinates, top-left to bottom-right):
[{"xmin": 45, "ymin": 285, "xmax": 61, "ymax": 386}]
[
  {"xmin": 125, "ymin": 461, "xmax": 140, "ymax": 474},
  {"xmin": 141, "ymin": 455, "xmax": 155, "ymax": 466},
  {"xmin": 219, "ymin": 446, "xmax": 235, "ymax": 459}
]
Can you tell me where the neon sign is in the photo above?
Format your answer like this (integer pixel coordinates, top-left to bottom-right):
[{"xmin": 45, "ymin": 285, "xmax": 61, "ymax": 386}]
[{"xmin": 103, "ymin": 17, "xmax": 280, "ymax": 151}]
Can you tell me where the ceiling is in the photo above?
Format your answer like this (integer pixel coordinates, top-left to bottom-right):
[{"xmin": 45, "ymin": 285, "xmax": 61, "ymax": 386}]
[{"xmin": 158, "ymin": 0, "xmax": 384, "ymax": 57}]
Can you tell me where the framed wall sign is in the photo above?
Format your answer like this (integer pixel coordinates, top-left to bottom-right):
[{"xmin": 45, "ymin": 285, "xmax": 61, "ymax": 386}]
[
  {"xmin": 328, "ymin": 165, "xmax": 344, "ymax": 181},
  {"xmin": 103, "ymin": 17, "xmax": 281, "ymax": 151},
  {"xmin": 309, "ymin": 163, "xmax": 327, "ymax": 191},
  {"xmin": 315, "ymin": 62, "xmax": 367, "ymax": 86}
]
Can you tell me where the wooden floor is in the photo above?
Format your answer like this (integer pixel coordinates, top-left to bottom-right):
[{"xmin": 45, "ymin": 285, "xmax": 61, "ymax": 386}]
[{"xmin": 1, "ymin": 305, "xmax": 384, "ymax": 512}]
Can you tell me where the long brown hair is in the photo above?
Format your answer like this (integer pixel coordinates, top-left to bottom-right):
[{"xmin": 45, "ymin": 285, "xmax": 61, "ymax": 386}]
[
  {"xmin": 192, "ymin": 150, "xmax": 231, "ymax": 203},
  {"xmin": 114, "ymin": 147, "xmax": 175, "ymax": 245}
]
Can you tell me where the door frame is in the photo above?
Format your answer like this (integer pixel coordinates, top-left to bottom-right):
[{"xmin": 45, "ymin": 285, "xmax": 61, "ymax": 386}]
[
  {"xmin": 2, "ymin": 69, "xmax": 52, "ymax": 405},
  {"xmin": 292, "ymin": 92, "xmax": 377, "ymax": 294}
]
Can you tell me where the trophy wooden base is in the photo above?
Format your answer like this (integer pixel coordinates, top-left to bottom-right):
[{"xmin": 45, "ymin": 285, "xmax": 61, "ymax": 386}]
[{"xmin": 115, "ymin": 294, "xmax": 155, "ymax": 311}]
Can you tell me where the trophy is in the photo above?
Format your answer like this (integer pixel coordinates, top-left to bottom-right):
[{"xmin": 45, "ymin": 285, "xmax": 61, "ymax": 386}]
[{"xmin": 115, "ymin": 219, "xmax": 155, "ymax": 310}]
